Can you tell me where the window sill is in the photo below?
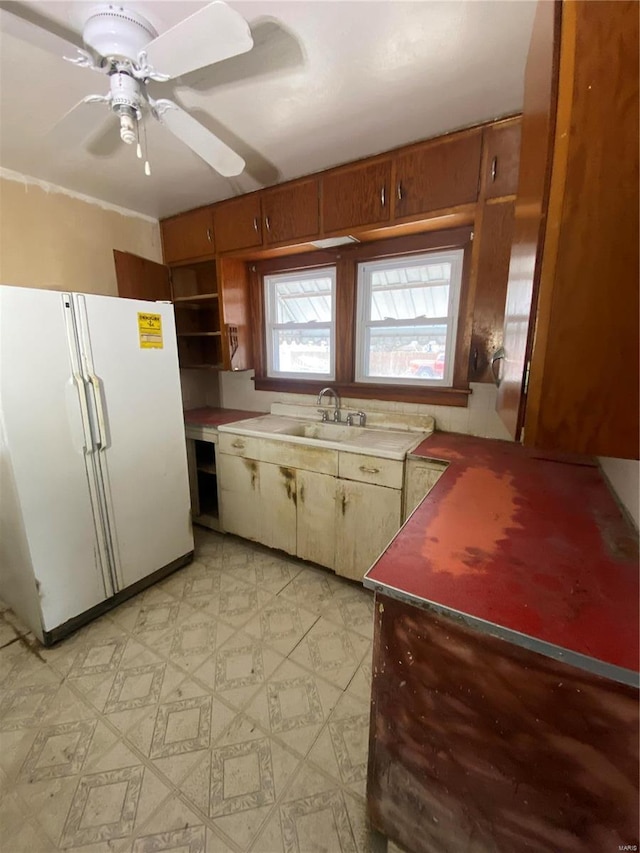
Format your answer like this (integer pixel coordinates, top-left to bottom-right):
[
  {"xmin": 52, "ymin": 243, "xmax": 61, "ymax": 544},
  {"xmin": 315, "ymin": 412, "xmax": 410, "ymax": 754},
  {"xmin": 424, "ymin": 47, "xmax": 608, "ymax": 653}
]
[{"xmin": 253, "ymin": 377, "xmax": 471, "ymax": 407}]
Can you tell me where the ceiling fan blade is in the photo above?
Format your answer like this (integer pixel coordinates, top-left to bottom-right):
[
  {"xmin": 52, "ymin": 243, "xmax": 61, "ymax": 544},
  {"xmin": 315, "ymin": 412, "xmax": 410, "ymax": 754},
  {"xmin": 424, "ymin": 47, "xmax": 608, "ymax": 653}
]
[
  {"xmin": 48, "ymin": 97, "xmax": 111, "ymax": 149},
  {"xmin": 180, "ymin": 19, "xmax": 305, "ymax": 92},
  {"xmin": 144, "ymin": 1, "xmax": 253, "ymax": 80},
  {"xmin": 153, "ymin": 99, "xmax": 244, "ymax": 177},
  {"xmin": 0, "ymin": 1, "xmax": 83, "ymax": 59}
]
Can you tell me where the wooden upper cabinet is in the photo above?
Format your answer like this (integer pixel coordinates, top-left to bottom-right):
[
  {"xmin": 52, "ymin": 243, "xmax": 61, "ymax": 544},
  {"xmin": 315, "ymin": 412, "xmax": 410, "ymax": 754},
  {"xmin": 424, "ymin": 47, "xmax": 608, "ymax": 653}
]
[
  {"xmin": 469, "ymin": 200, "xmax": 516, "ymax": 382},
  {"xmin": 321, "ymin": 159, "xmax": 392, "ymax": 234},
  {"xmin": 393, "ymin": 130, "xmax": 482, "ymax": 220},
  {"xmin": 498, "ymin": 0, "xmax": 638, "ymax": 459},
  {"xmin": 161, "ymin": 207, "xmax": 214, "ymax": 264},
  {"xmin": 213, "ymin": 195, "xmax": 262, "ymax": 253},
  {"xmin": 113, "ymin": 250, "xmax": 171, "ymax": 301},
  {"xmin": 261, "ymin": 179, "xmax": 320, "ymax": 246},
  {"xmin": 217, "ymin": 257, "xmax": 253, "ymax": 371},
  {"xmin": 482, "ymin": 119, "xmax": 522, "ymax": 199}
]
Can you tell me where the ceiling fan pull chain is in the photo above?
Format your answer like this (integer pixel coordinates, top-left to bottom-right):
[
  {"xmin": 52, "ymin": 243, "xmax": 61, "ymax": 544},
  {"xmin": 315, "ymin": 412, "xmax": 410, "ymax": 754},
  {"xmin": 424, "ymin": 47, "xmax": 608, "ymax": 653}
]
[{"xmin": 142, "ymin": 116, "xmax": 151, "ymax": 177}]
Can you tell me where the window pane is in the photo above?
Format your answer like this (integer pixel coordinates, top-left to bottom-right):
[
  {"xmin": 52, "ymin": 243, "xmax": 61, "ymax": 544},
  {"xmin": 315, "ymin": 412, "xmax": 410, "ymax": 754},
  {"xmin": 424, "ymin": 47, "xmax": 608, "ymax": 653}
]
[
  {"xmin": 365, "ymin": 325, "xmax": 448, "ymax": 379},
  {"xmin": 274, "ymin": 276, "xmax": 333, "ymax": 323},
  {"xmin": 272, "ymin": 327, "xmax": 332, "ymax": 374},
  {"xmin": 369, "ymin": 264, "xmax": 452, "ymax": 320}
]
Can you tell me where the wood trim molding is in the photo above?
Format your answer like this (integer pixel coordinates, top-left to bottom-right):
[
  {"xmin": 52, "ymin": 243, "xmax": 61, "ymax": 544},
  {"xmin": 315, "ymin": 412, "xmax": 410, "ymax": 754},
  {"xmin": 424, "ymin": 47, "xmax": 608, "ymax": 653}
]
[{"xmin": 253, "ymin": 377, "xmax": 472, "ymax": 407}]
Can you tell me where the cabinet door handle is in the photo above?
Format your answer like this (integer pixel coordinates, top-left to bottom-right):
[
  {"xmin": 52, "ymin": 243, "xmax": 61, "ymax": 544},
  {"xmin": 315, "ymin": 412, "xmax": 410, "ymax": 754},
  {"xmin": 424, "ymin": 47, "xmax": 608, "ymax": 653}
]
[
  {"xmin": 491, "ymin": 156, "xmax": 497, "ymax": 183},
  {"xmin": 206, "ymin": 227, "xmax": 212, "ymax": 242},
  {"xmin": 491, "ymin": 347, "xmax": 505, "ymax": 386},
  {"xmin": 359, "ymin": 465, "xmax": 380, "ymax": 474},
  {"xmin": 231, "ymin": 439, "xmax": 246, "ymax": 449},
  {"xmin": 253, "ymin": 217, "xmax": 259, "ymax": 232},
  {"xmin": 380, "ymin": 186, "xmax": 386, "ymax": 207},
  {"xmin": 396, "ymin": 182, "xmax": 403, "ymax": 201},
  {"xmin": 265, "ymin": 216, "xmax": 271, "ymax": 231}
]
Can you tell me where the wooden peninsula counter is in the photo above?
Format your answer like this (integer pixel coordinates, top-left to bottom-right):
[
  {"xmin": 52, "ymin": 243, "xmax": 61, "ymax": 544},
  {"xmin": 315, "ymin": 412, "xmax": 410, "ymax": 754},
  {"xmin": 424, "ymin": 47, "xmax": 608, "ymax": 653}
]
[{"xmin": 363, "ymin": 433, "xmax": 639, "ymax": 853}]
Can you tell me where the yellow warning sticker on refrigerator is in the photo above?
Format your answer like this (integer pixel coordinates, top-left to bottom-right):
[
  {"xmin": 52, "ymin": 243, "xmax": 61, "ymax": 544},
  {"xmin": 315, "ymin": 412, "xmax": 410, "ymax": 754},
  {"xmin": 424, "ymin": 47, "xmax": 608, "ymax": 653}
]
[{"xmin": 138, "ymin": 312, "xmax": 163, "ymax": 349}]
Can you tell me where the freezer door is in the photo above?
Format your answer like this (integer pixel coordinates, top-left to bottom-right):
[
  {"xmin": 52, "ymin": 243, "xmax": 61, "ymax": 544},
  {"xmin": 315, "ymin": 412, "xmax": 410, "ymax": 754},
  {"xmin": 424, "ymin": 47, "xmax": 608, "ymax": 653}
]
[
  {"xmin": 0, "ymin": 286, "xmax": 113, "ymax": 634},
  {"xmin": 73, "ymin": 294, "xmax": 193, "ymax": 589}
]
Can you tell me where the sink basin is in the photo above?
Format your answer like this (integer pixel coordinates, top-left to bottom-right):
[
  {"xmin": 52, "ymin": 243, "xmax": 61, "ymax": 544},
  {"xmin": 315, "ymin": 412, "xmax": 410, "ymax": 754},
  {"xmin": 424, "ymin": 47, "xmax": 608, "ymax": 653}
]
[
  {"xmin": 280, "ymin": 422, "xmax": 367, "ymax": 442},
  {"xmin": 218, "ymin": 414, "xmax": 431, "ymax": 460}
]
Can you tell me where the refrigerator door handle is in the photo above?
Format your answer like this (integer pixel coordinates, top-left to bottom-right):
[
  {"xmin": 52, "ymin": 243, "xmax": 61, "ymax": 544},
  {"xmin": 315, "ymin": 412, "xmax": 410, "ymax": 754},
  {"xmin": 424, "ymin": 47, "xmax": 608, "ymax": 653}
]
[
  {"xmin": 72, "ymin": 372, "xmax": 96, "ymax": 454},
  {"xmin": 88, "ymin": 372, "xmax": 109, "ymax": 450}
]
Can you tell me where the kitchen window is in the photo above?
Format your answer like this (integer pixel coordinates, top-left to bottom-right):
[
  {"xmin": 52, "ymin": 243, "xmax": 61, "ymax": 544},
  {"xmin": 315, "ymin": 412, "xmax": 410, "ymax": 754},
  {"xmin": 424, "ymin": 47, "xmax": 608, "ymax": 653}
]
[
  {"xmin": 253, "ymin": 227, "xmax": 473, "ymax": 406},
  {"xmin": 264, "ymin": 267, "xmax": 336, "ymax": 379},
  {"xmin": 355, "ymin": 250, "xmax": 464, "ymax": 386}
]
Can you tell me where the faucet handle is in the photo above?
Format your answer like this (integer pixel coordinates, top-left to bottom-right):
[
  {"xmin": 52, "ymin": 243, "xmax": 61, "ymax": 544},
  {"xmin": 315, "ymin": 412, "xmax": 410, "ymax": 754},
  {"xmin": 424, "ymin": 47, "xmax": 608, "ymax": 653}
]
[
  {"xmin": 356, "ymin": 411, "xmax": 367, "ymax": 426},
  {"xmin": 317, "ymin": 408, "xmax": 329, "ymax": 422},
  {"xmin": 346, "ymin": 413, "xmax": 353, "ymax": 426}
]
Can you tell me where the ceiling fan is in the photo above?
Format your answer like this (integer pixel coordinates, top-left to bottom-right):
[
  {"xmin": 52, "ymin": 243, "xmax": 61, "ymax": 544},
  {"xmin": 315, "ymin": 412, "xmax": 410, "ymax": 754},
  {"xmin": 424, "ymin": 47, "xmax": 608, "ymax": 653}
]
[{"xmin": 2, "ymin": 2, "xmax": 255, "ymax": 177}]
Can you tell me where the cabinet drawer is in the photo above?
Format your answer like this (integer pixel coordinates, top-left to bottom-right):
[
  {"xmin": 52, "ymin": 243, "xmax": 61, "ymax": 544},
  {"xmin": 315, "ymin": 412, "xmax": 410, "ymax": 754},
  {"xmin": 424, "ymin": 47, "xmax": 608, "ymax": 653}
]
[
  {"xmin": 261, "ymin": 440, "xmax": 338, "ymax": 475},
  {"xmin": 338, "ymin": 453, "xmax": 403, "ymax": 489},
  {"xmin": 218, "ymin": 432, "xmax": 261, "ymax": 459}
]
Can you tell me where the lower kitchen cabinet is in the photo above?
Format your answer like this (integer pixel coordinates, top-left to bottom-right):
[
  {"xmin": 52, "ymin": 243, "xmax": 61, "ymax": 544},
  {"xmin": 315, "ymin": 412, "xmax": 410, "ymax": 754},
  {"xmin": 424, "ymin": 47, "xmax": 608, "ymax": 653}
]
[
  {"xmin": 185, "ymin": 431, "xmax": 222, "ymax": 531},
  {"xmin": 217, "ymin": 432, "xmax": 405, "ymax": 581},
  {"xmin": 296, "ymin": 468, "xmax": 338, "ymax": 568},
  {"xmin": 402, "ymin": 456, "xmax": 447, "ymax": 522},
  {"xmin": 218, "ymin": 453, "xmax": 296, "ymax": 553},
  {"xmin": 335, "ymin": 480, "xmax": 402, "ymax": 582},
  {"xmin": 259, "ymin": 461, "xmax": 297, "ymax": 555},
  {"xmin": 217, "ymin": 452, "xmax": 263, "ymax": 543}
]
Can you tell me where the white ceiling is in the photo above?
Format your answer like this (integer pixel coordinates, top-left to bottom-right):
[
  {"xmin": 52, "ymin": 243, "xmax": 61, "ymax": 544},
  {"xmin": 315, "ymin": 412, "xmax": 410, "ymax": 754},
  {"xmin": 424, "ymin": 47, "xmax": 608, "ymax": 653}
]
[{"xmin": 0, "ymin": 1, "xmax": 536, "ymax": 219}]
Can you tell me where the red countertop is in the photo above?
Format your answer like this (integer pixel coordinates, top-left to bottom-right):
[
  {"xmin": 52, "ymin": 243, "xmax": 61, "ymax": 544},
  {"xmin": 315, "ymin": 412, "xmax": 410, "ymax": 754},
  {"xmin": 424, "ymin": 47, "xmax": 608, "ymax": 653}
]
[
  {"xmin": 365, "ymin": 432, "xmax": 639, "ymax": 677},
  {"xmin": 184, "ymin": 407, "xmax": 261, "ymax": 427}
]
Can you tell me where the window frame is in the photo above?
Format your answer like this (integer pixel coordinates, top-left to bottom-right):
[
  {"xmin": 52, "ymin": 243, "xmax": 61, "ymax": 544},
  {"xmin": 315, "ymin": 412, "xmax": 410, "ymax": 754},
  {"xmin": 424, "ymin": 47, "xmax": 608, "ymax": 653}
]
[
  {"xmin": 263, "ymin": 266, "xmax": 337, "ymax": 381},
  {"xmin": 354, "ymin": 249, "xmax": 464, "ymax": 387},
  {"xmin": 251, "ymin": 227, "xmax": 474, "ymax": 407}
]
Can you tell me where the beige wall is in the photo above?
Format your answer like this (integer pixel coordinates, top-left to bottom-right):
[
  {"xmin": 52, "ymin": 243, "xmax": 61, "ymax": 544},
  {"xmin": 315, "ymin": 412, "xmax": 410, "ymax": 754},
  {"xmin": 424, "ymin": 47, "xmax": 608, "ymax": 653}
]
[{"xmin": 0, "ymin": 172, "xmax": 162, "ymax": 295}]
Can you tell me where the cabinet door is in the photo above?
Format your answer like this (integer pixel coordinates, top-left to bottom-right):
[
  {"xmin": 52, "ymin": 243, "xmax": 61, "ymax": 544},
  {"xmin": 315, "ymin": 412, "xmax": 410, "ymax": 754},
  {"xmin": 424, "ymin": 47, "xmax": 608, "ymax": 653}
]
[
  {"xmin": 483, "ymin": 120, "xmax": 522, "ymax": 199},
  {"xmin": 213, "ymin": 195, "xmax": 263, "ymax": 253},
  {"xmin": 496, "ymin": 0, "xmax": 560, "ymax": 439},
  {"xmin": 394, "ymin": 130, "xmax": 482, "ymax": 219},
  {"xmin": 296, "ymin": 469, "xmax": 337, "ymax": 569},
  {"xmin": 260, "ymin": 462, "xmax": 297, "ymax": 556},
  {"xmin": 322, "ymin": 159, "xmax": 392, "ymax": 234},
  {"xmin": 217, "ymin": 257, "xmax": 253, "ymax": 371},
  {"xmin": 335, "ymin": 480, "xmax": 401, "ymax": 582},
  {"xmin": 469, "ymin": 200, "xmax": 516, "ymax": 382},
  {"xmin": 262, "ymin": 179, "xmax": 320, "ymax": 245},
  {"xmin": 218, "ymin": 452, "xmax": 263, "ymax": 542},
  {"xmin": 161, "ymin": 208, "xmax": 215, "ymax": 264},
  {"xmin": 113, "ymin": 250, "xmax": 171, "ymax": 301},
  {"xmin": 402, "ymin": 459, "xmax": 447, "ymax": 523}
]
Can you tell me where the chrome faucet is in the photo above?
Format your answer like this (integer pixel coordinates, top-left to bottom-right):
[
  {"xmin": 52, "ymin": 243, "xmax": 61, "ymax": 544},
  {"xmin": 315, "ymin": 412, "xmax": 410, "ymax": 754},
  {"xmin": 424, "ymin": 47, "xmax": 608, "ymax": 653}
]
[
  {"xmin": 317, "ymin": 387, "xmax": 341, "ymax": 422},
  {"xmin": 346, "ymin": 411, "xmax": 367, "ymax": 427}
]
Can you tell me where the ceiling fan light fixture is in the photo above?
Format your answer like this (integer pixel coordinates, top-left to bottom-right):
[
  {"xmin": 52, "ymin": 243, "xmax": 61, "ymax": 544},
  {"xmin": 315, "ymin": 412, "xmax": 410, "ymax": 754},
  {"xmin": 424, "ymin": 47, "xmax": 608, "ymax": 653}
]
[
  {"xmin": 82, "ymin": 5, "xmax": 157, "ymax": 62},
  {"xmin": 117, "ymin": 108, "xmax": 136, "ymax": 144}
]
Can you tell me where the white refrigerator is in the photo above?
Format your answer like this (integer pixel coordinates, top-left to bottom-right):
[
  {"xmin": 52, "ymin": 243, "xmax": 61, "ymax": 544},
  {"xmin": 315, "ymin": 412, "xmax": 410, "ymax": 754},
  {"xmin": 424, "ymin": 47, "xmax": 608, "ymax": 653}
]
[{"xmin": 0, "ymin": 285, "xmax": 194, "ymax": 644}]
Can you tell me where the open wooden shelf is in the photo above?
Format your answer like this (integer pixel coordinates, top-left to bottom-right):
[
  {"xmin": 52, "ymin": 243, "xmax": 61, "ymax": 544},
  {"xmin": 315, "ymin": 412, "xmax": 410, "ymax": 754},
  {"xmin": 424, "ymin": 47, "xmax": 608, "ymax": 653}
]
[
  {"xmin": 177, "ymin": 331, "xmax": 222, "ymax": 337},
  {"xmin": 179, "ymin": 363, "xmax": 224, "ymax": 370},
  {"xmin": 196, "ymin": 462, "xmax": 217, "ymax": 475},
  {"xmin": 173, "ymin": 293, "xmax": 219, "ymax": 303}
]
